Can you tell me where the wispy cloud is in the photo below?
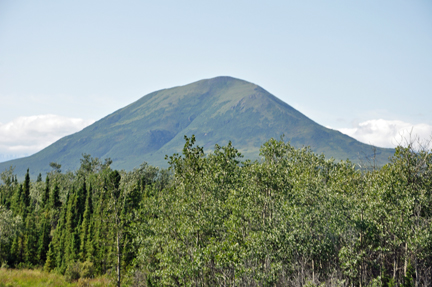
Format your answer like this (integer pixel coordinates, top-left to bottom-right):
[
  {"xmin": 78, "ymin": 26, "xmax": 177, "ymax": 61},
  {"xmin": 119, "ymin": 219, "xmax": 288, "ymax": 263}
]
[
  {"xmin": 0, "ymin": 115, "xmax": 94, "ymax": 161},
  {"xmin": 336, "ymin": 119, "xmax": 432, "ymax": 148}
]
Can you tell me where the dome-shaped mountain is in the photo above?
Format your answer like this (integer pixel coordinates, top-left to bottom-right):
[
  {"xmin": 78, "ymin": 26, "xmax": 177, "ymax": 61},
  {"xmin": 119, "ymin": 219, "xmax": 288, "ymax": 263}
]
[{"xmin": 1, "ymin": 76, "xmax": 394, "ymax": 177}]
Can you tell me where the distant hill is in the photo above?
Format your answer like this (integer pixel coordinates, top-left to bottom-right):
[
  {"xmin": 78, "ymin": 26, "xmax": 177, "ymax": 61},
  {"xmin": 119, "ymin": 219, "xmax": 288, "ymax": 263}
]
[{"xmin": 0, "ymin": 76, "xmax": 394, "ymax": 178}]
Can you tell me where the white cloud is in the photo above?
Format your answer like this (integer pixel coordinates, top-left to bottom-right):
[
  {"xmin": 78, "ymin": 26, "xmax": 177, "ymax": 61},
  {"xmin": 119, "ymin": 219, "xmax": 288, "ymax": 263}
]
[
  {"xmin": 0, "ymin": 115, "xmax": 94, "ymax": 161},
  {"xmin": 336, "ymin": 119, "xmax": 432, "ymax": 148}
]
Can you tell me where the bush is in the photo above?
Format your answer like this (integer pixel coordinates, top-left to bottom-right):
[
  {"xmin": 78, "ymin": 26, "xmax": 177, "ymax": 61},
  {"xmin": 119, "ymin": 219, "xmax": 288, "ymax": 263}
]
[
  {"xmin": 65, "ymin": 261, "xmax": 95, "ymax": 282},
  {"xmin": 65, "ymin": 262, "xmax": 81, "ymax": 282},
  {"xmin": 80, "ymin": 261, "xmax": 95, "ymax": 278},
  {"xmin": 131, "ymin": 270, "xmax": 147, "ymax": 287}
]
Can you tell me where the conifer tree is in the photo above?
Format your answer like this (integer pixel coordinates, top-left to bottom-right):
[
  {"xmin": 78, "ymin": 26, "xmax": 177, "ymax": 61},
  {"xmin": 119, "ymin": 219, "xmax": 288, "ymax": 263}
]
[
  {"xmin": 11, "ymin": 184, "xmax": 23, "ymax": 215},
  {"xmin": 49, "ymin": 183, "xmax": 61, "ymax": 210},
  {"xmin": 85, "ymin": 219, "xmax": 96, "ymax": 263},
  {"xmin": 80, "ymin": 180, "xmax": 87, "ymax": 214},
  {"xmin": 63, "ymin": 188, "xmax": 76, "ymax": 267},
  {"xmin": 23, "ymin": 169, "xmax": 30, "ymax": 209},
  {"xmin": 36, "ymin": 173, "xmax": 42, "ymax": 182},
  {"xmin": 37, "ymin": 213, "xmax": 51, "ymax": 264},
  {"xmin": 41, "ymin": 176, "xmax": 50, "ymax": 209},
  {"xmin": 54, "ymin": 222, "xmax": 66, "ymax": 273},
  {"xmin": 53, "ymin": 189, "xmax": 70, "ymax": 273},
  {"xmin": 64, "ymin": 186, "xmax": 86, "ymax": 267},
  {"xmin": 80, "ymin": 184, "xmax": 93, "ymax": 261},
  {"xmin": 44, "ymin": 241, "xmax": 56, "ymax": 271},
  {"xmin": 66, "ymin": 187, "xmax": 77, "ymax": 234},
  {"xmin": 74, "ymin": 180, "xmax": 87, "ymax": 224},
  {"xmin": 66, "ymin": 230, "xmax": 80, "ymax": 264},
  {"xmin": 9, "ymin": 236, "xmax": 17, "ymax": 265},
  {"xmin": 24, "ymin": 212, "xmax": 37, "ymax": 266},
  {"xmin": 10, "ymin": 236, "xmax": 21, "ymax": 266},
  {"xmin": 92, "ymin": 193, "xmax": 108, "ymax": 275}
]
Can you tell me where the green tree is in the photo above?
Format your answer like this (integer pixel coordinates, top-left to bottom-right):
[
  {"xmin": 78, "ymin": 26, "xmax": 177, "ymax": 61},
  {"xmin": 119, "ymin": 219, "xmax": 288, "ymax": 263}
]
[
  {"xmin": 23, "ymin": 169, "xmax": 30, "ymax": 210},
  {"xmin": 49, "ymin": 183, "xmax": 61, "ymax": 210},
  {"xmin": 80, "ymin": 184, "xmax": 93, "ymax": 261},
  {"xmin": 41, "ymin": 176, "xmax": 50, "ymax": 209},
  {"xmin": 49, "ymin": 162, "xmax": 62, "ymax": 174},
  {"xmin": 24, "ymin": 212, "xmax": 37, "ymax": 266},
  {"xmin": 106, "ymin": 170, "xmax": 123, "ymax": 287},
  {"xmin": 37, "ymin": 212, "xmax": 51, "ymax": 264},
  {"xmin": 0, "ymin": 205, "xmax": 22, "ymax": 263},
  {"xmin": 44, "ymin": 241, "xmax": 56, "ymax": 272}
]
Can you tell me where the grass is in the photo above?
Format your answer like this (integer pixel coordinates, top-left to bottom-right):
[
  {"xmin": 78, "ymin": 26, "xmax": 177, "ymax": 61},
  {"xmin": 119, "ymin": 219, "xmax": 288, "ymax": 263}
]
[{"xmin": 0, "ymin": 268, "xmax": 111, "ymax": 287}]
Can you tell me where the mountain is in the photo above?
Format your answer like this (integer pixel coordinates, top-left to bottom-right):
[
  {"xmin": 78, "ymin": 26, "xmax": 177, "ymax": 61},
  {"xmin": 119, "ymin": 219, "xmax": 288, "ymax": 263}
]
[{"xmin": 0, "ymin": 76, "xmax": 394, "ymax": 177}]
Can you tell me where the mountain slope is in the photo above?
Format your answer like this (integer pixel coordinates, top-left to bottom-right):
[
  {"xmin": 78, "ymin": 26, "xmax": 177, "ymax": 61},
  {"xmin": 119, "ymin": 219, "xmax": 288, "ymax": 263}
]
[{"xmin": 0, "ymin": 76, "xmax": 394, "ymax": 177}]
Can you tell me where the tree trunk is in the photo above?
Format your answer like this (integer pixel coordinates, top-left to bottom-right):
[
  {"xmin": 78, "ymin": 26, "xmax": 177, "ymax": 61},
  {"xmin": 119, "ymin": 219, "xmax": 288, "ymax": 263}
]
[
  {"xmin": 404, "ymin": 242, "xmax": 407, "ymax": 277},
  {"xmin": 393, "ymin": 253, "xmax": 397, "ymax": 281},
  {"xmin": 312, "ymin": 259, "xmax": 314, "ymax": 284}
]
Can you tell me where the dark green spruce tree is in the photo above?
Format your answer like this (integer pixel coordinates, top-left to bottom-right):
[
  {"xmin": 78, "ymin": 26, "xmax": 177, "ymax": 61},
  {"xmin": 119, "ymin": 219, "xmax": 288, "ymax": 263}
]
[
  {"xmin": 37, "ymin": 212, "xmax": 51, "ymax": 264},
  {"xmin": 22, "ymin": 169, "xmax": 30, "ymax": 214},
  {"xmin": 44, "ymin": 241, "xmax": 56, "ymax": 272},
  {"xmin": 41, "ymin": 176, "xmax": 50, "ymax": 209},
  {"xmin": 11, "ymin": 184, "xmax": 23, "ymax": 215},
  {"xmin": 80, "ymin": 184, "xmax": 93, "ymax": 261},
  {"xmin": 24, "ymin": 211, "xmax": 37, "ymax": 266},
  {"xmin": 49, "ymin": 183, "xmax": 61, "ymax": 210}
]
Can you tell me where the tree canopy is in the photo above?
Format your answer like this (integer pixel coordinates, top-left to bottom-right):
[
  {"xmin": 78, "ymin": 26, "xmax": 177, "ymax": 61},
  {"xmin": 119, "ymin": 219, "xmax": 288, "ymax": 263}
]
[{"xmin": 0, "ymin": 136, "xmax": 431, "ymax": 286}]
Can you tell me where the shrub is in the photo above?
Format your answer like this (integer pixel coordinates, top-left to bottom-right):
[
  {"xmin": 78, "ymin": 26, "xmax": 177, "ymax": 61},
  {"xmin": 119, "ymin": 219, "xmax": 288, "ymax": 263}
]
[
  {"xmin": 80, "ymin": 261, "xmax": 95, "ymax": 278},
  {"xmin": 65, "ymin": 262, "xmax": 81, "ymax": 282}
]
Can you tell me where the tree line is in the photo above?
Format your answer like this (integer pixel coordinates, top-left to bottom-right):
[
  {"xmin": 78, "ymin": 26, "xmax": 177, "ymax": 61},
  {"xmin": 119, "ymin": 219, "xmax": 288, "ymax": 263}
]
[{"xmin": 0, "ymin": 136, "xmax": 431, "ymax": 286}]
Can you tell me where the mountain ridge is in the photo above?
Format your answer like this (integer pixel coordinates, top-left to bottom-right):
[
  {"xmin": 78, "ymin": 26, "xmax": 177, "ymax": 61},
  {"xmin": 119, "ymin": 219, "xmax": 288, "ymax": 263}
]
[{"xmin": 0, "ymin": 76, "xmax": 394, "ymax": 178}]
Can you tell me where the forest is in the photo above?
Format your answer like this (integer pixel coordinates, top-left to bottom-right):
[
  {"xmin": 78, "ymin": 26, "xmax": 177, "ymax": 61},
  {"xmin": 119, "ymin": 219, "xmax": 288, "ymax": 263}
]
[{"xmin": 0, "ymin": 136, "xmax": 431, "ymax": 287}]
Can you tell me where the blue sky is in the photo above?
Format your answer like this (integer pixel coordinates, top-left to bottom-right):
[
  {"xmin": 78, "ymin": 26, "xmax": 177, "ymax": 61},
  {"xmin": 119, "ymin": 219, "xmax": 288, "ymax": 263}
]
[{"xmin": 1, "ymin": 1, "xmax": 431, "ymax": 160}]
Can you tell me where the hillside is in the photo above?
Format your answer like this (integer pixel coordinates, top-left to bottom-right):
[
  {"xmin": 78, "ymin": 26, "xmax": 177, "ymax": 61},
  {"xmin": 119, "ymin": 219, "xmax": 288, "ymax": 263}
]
[{"xmin": 0, "ymin": 76, "xmax": 394, "ymax": 177}]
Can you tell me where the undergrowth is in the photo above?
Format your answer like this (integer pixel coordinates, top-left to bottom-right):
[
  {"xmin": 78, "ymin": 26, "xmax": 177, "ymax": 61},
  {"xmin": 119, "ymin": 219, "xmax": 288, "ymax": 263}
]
[{"xmin": 0, "ymin": 268, "xmax": 111, "ymax": 287}]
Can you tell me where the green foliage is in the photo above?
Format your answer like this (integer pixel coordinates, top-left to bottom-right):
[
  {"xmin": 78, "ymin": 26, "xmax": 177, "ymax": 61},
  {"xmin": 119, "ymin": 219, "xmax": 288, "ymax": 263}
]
[
  {"xmin": 0, "ymin": 205, "xmax": 22, "ymax": 264},
  {"xmin": 23, "ymin": 169, "xmax": 30, "ymax": 210},
  {"xmin": 44, "ymin": 242, "xmax": 56, "ymax": 272},
  {"xmin": 49, "ymin": 162, "xmax": 62, "ymax": 173},
  {"xmin": 49, "ymin": 183, "xmax": 61, "ymax": 210},
  {"xmin": 65, "ymin": 262, "xmax": 81, "ymax": 282},
  {"xmin": 402, "ymin": 261, "xmax": 415, "ymax": 287},
  {"xmin": 23, "ymin": 212, "xmax": 37, "ymax": 266},
  {"xmin": 41, "ymin": 176, "xmax": 50, "ymax": 209},
  {"xmin": 0, "ymin": 136, "xmax": 431, "ymax": 286},
  {"xmin": 80, "ymin": 261, "xmax": 95, "ymax": 279},
  {"xmin": 79, "ymin": 185, "xmax": 92, "ymax": 262}
]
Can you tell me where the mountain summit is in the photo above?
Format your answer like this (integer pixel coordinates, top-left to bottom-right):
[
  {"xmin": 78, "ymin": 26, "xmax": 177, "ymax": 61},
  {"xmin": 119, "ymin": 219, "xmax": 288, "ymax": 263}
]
[{"xmin": 1, "ymin": 76, "xmax": 393, "ymax": 177}]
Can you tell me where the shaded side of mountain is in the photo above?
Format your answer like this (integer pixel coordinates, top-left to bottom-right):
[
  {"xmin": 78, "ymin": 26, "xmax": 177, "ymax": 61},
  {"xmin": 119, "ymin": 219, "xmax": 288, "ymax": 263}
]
[{"xmin": 0, "ymin": 76, "xmax": 394, "ymax": 178}]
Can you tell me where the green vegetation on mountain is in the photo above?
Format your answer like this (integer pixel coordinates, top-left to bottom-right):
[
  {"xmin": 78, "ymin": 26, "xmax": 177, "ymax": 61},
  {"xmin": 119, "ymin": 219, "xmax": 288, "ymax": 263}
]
[
  {"xmin": 0, "ymin": 76, "xmax": 393, "ymax": 178},
  {"xmin": 0, "ymin": 137, "xmax": 431, "ymax": 286}
]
